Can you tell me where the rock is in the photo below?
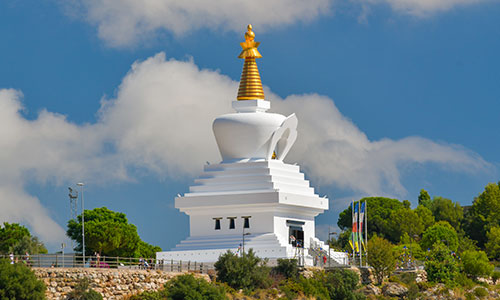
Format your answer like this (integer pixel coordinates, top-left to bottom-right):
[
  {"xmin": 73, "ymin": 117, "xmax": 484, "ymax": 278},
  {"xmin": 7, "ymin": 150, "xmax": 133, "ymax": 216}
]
[
  {"xmin": 361, "ymin": 283, "xmax": 381, "ymax": 296},
  {"xmin": 382, "ymin": 282, "xmax": 408, "ymax": 299}
]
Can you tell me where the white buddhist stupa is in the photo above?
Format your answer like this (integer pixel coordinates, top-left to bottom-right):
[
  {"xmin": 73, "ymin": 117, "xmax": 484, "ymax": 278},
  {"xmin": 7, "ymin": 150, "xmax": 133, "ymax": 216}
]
[{"xmin": 157, "ymin": 25, "xmax": 348, "ymax": 266}]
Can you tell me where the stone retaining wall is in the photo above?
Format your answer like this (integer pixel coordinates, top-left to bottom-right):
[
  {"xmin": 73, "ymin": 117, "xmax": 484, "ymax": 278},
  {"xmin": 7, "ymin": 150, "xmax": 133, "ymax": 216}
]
[{"xmin": 33, "ymin": 268, "xmax": 209, "ymax": 300}]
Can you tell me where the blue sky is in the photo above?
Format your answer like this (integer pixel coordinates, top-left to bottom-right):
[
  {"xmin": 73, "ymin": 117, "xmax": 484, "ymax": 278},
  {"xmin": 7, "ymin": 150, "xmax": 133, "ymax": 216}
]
[{"xmin": 0, "ymin": 0, "xmax": 499, "ymax": 252}]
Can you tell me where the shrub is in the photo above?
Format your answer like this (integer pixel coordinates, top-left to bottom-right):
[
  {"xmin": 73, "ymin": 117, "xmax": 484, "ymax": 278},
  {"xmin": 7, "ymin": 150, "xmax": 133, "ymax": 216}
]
[
  {"xmin": 274, "ymin": 258, "xmax": 299, "ymax": 279},
  {"xmin": 279, "ymin": 270, "xmax": 365, "ymax": 300},
  {"xmin": 214, "ymin": 249, "xmax": 270, "ymax": 290},
  {"xmin": 461, "ymin": 250, "xmax": 493, "ymax": 280},
  {"xmin": 66, "ymin": 278, "xmax": 103, "ymax": 300},
  {"xmin": 424, "ymin": 242, "xmax": 459, "ymax": 284},
  {"xmin": 492, "ymin": 271, "xmax": 500, "ymax": 284},
  {"xmin": 127, "ymin": 290, "xmax": 165, "ymax": 300},
  {"xmin": 455, "ymin": 272, "xmax": 475, "ymax": 289},
  {"xmin": 407, "ymin": 283, "xmax": 420, "ymax": 300},
  {"xmin": 0, "ymin": 259, "xmax": 46, "ymax": 299},
  {"xmin": 398, "ymin": 272, "xmax": 417, "ymax": 286},
  {"xmin": 323, "ymin": 269, "xmax": 365, "ymax": 300},
  {"xmin": 164, "ymin": 274, "xmax": 227, "ymax": 300},
  {"xmin": 473, "ymin": 287, "xmax": 489, "ymax": 299}
]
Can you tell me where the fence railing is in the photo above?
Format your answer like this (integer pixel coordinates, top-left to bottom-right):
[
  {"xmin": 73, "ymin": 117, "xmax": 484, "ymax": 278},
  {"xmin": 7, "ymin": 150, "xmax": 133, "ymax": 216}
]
[{"xmin": 0, "ymin": 254, "xmax": 214, "ymax": 273}]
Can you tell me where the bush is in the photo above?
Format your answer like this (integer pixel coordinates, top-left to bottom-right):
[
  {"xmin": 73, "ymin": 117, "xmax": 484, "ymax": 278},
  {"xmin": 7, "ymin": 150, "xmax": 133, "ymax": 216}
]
[
  {"xmin": 214, "ymin": 249, "xmax": 270, "ymax": 291},
  {"xmin": 455, "ymin": 273, "xmax": 475, "ymax": 289},
  {"xmin": 127, "ymin": 290, "xmax": 165, "ymax": 300},
  {"xmin": 461, "ymin": 250, "xmax": 493, "ymax": 280},
  {"xmin": 66, "ymin": 278, "xmax": 103, "ymax": 300},
  {"xmin": 492, "ymin": 271, "xmax": 500, "ymax": 284},
  {"xmin": 274, "ymin": 258, "xmax": 299, "ymax": 279},
  {"xmin": 424, "ymin": 242, "xmax": 459, "ymax": 284},
  {"xmin": 324, "ymin": 269, "xmax": 365, "ymax": 300},
  {"xmin": 0, "ymin": 259, "xmax": 46, "ymax": 299},
  {"xmin": 279, "ymin": 270, "xmax": 365, "ymax": 300},
  {"xmin": 164, "ymin": 274, "xmax": 227, "ymax": 300},
  {"xmin": 473, "ymin": 287, "xmax": 489, "ymax": 299}
]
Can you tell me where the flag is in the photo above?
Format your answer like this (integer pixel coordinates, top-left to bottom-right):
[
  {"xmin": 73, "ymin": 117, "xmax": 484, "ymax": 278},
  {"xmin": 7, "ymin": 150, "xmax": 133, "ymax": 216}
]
[
  {"xmin": 352, "ymin": 202, "xmax": 359, "ymax": 252},
  {"xmin": 359, "ymin": 201, "xmax": 366, "ymax": 251}
]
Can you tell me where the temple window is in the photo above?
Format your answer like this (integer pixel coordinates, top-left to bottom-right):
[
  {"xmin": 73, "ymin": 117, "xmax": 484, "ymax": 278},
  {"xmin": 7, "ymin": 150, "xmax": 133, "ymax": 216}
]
[
  {"xmin": 242, "ymin": 216, "xmax": 251, "ymax": 228},
  {"xmin": 213, "ymin": 218, "xmax": 222, "ymax": 230},
  {"xmin": 228, "ymin": 217, "xmax": 236, "ymax": 229}
]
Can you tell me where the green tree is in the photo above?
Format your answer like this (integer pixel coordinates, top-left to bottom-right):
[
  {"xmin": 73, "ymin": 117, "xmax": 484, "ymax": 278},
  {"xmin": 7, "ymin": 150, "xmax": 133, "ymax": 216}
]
[
  {"xmin": 0, "ymin": 222, "xmax": 47, "ymax": 255},
  {"xmin": 338, "ymin": 197, "xmax": 404, "ymax": 243},
  {"xmin": 456, "ymin": 231, "xmax": 478, "ymax": 255},
  {"xmin": 66, "ymin": 207, "xmax": 161, "ymax": 257},
  {"xmin": 329, "ymin": 229, "xmax": 352, "ymax": 251},
  {"xmin": 388, "ymin": 208, "xmax": 424, "ymax": 243},
  {"xmin": 418, "ymin": 189, "xmax": 432, "ymax": 209},
  {"xmin": 485, "ymin": 226, "xmax": 500, "ymax": 260},
  {"xmin": 424, "ymin": 242, "xmax": 459, "ymax": 284},
  {"xmin": 420, "ymin": 221, "xmax": 458, "ymax": 252},
  {"xmin": 461, "ymin": 250, "xmax": 493, "ymax": 281},
  {"xmin": 415, "ymin": 205, "xmax": 435, "ymax": 230},
  {"xmin": 430, "ymin": 197, "xmax": 463, "ymax": 230},
  {"xmin": 0, "ymin": 258, "xmax": 46, "ymax": 299},
  {"xmin": 368, "ymin": 236, "xmax": 396, "ymax": 284},
  {"xmin": 66, "ymin": 278, "xmax": 102, "ymax": 300},
  {"xmin": 214, "ymin": 249, "xmax": 270, "ymax": 290},
  {"xmin": 136, "ymin": 241, "xmax": 162, "ymax": 258},
  {"xmin": 464, "ymin": 182, "xmax": 500, "ymax": 247}
]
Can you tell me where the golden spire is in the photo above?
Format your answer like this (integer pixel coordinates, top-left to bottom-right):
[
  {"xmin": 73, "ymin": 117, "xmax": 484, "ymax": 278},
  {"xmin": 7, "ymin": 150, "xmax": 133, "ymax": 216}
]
[{"xmin": 237, "ymin": 24, "xmax": 265, "ymax": 100}]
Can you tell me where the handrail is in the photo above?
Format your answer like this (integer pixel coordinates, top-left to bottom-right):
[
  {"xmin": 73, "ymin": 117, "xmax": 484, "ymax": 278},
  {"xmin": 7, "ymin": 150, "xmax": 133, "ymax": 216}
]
[{"xmin": 0, "ymin": 254, "xmax": 214, "ymax": 273}]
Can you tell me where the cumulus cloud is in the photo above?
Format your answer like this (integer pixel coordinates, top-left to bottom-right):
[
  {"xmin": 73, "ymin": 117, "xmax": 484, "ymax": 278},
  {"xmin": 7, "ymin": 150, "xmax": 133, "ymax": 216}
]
[
  {"xmin": 354, "ymin": 0, "xmax": 491, "ymax": 17},
  {"xmin": 0, "ymin": 53, "xmax": 490, "ymax": 246},
  {"xmin": 63, "ymin": 0, "xmax": 331, "ymax": 47},
  {"xmin": 60, "ymin": 0, "xmax": 495, "ymax": 47}
]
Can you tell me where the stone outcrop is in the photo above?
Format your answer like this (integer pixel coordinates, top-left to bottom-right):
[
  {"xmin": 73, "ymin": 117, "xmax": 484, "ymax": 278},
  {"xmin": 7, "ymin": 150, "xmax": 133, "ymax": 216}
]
[
  {"xmin": 33, "ymin": 267, "xmax": 209, "ymax": 300},
  {"xmin": 382, "ymin": 282, "xmax": 408, "ymax": 299}
]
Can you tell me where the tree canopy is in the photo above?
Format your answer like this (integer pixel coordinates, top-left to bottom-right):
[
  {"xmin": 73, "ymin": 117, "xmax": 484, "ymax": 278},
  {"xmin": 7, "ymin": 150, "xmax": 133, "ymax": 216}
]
[
  {"xmin": 429, "ymin": 196, "xmax": 463, "ymax": 230},
  {"xmin": 420, "ymin": 221, "xmax": 458, "ymax": 252},
  {"xmin": 367, "ymin": 236, "xmax": 396, "ymax": 284},
  {"xmin": 464, "ymin": 182, "xmax": 500, "ymax": 247},
  {"xmin": 0, "ymin": 222, "xmax": 47, "ymax": 255},
  {"xmin": 0, "ymin": 258, "xmax": 46, "ymax": 299},
  {"xmin": 338, "ymin": 197, "xmax": 404, "ymax": 243},
  {"xmin": 66, "ymin": 207, "xmax": 160, "ymax": 258}
]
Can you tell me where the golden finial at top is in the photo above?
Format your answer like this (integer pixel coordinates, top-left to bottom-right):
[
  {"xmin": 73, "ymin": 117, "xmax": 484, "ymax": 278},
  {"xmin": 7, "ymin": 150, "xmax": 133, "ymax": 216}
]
[
  {"xmin": 238, "ymin": 24, "xmax": 262, "ymax": 59},
  {"xmin": 237, "ymin": 24, "xmax": 265, "ymax": 100}
]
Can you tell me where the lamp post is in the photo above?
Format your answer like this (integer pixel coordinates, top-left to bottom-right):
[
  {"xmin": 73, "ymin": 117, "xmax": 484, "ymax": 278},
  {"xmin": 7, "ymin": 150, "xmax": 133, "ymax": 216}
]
[
  {"xmin": 61, "ymin": 243, "xmax": 66, "ymax": 268},
  {"xmin": 328, "ymin": 230, "xmax": 337, "ymax": 268},
  {"xmin": 242, "ymin": 228, "xmax": 251, "ymax": 256},
  {"xmin": 77, "ymin": 182, "xmax": 85, "ymax": 267}
]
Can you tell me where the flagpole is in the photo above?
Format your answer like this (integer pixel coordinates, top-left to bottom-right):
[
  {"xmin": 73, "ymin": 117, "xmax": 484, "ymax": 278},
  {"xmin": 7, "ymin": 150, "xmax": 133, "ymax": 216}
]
[
  {"xmin": 359, "ymin": 201, "xmax": 362, "ymax": 268},
  {"xmin": 351, "ymin": 200, "xmax": 354, "ymax": 265},
  {"xmin": 365, "ymin": 199, "xmax": 368, "ymax": 267}
]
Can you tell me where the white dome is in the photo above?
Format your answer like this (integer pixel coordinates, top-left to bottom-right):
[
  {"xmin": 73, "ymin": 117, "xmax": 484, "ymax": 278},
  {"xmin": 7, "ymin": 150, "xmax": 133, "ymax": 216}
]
[{"xmin": 212, "ymin": 100, "xmax": 297, "ymax": 163}]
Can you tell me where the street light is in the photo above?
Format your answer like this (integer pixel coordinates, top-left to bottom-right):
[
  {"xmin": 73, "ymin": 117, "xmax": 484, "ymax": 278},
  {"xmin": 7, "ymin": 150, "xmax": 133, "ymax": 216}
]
[
  {"xmin": 242, "ymin": 228, "xmax": 251, "ymax": 256},
  {"xmin": 328, "ymin": 230, "xmax": 337, "ymax": 268},
  {"xmin": 77, "ymin": 182, "xmax": 85, "ymax": 267}
]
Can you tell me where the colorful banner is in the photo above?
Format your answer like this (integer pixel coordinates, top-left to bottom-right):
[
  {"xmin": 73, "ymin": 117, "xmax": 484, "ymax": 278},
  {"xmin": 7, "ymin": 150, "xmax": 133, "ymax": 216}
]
[
  {"xmin": 359, "ymin": 201, "xmax": 366, "ymax": 251},
  {"xmin": 352, "ymin": 202, "xmax": 359, "ymax": 252}
]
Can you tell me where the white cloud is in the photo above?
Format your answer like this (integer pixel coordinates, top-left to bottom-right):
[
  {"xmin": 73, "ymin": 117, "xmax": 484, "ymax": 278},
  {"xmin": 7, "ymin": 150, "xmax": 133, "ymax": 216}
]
[
  {"xmin": 63, "ymin": 0, "xmax": 331, "ymax": 47},
  {"xmin": 0, "ymin": 53, "xmax": 490, "ymax": 247},
  {"xmin": 60, "ymin": 0, "xmax": 495, "ymax": 47},
  {"xmin": 355, "ymin": 0, "xmax": 491, "ymax": 17}
]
